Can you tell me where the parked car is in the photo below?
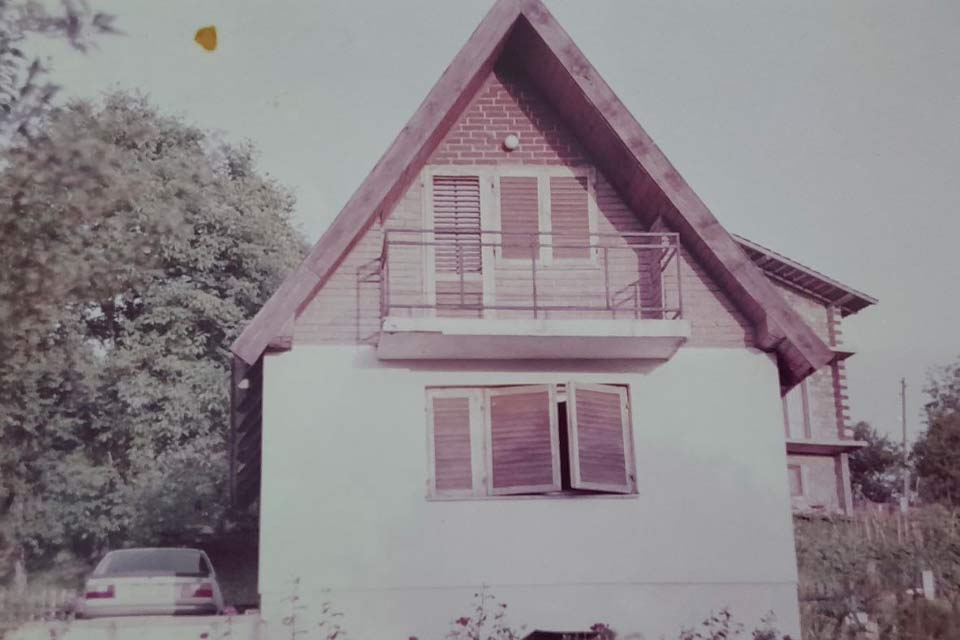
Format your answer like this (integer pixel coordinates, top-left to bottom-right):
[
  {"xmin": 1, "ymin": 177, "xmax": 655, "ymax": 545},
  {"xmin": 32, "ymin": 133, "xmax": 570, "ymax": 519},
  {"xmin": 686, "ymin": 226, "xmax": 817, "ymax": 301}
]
[{"xmin": 78, "ymin": 547, "xmax": 224, "ymax": 618}]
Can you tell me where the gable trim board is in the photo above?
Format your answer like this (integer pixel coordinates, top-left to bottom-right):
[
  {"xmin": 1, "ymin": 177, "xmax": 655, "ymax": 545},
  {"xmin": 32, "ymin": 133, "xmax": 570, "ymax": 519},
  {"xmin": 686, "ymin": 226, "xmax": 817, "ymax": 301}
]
[{"xmin": 231, "ymin": 0, "xmax": 857, "ymax": 387}]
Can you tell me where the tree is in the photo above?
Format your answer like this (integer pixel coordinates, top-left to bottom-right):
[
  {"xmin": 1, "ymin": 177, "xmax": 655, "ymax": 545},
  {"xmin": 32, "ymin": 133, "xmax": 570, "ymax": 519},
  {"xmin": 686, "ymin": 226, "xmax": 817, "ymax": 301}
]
[
  {"xmin": 925, "ymin": 360, "xmax": 960, "ymax": 423},
  {"xmin": 913, "ymin": 414, "xmax": 960, "ymax": 506},
  {"xmin": 0, "ymin": 91, "xmax": 305, "ymax": 580},
  {"xmin": 0, "ymin": 0, "xmax": 116, "ymax": 142},
  {"xmin": 913, "ymin": 358, "xmax": 960, "ymax": 506},
  {"xmin": 848, "ymin": 421, "xmax": 901, "ymax": 504}
]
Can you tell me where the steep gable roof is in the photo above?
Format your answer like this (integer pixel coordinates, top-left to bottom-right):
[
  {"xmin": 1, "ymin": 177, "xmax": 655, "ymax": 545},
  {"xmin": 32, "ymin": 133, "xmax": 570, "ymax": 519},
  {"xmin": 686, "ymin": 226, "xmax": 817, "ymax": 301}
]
[{"xmin": 232, "ymin": 0, "xmax": 840, "ymax": 386}]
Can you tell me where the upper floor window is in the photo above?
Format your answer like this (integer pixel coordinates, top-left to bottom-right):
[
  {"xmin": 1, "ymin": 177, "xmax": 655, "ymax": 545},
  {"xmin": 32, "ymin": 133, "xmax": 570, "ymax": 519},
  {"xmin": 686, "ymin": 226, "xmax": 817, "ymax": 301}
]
[
  {"xmin": 426, "ymin": 383, "xmax": 635, "ymax": 498},
  {"xmin": 427, "ymin": 167, "xmax": 596, "ymax": 267}
]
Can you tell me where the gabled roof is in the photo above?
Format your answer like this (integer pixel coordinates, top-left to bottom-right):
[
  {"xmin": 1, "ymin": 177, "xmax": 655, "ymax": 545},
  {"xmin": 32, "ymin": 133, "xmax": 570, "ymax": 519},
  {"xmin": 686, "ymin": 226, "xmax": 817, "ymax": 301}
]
[
  {"xmin": 232, "ymin": 0, "xmax": 848, "ymax": 386},
  {"xmin": 735, "ymin": 235, "xmax": 877, "ymax": 317}
]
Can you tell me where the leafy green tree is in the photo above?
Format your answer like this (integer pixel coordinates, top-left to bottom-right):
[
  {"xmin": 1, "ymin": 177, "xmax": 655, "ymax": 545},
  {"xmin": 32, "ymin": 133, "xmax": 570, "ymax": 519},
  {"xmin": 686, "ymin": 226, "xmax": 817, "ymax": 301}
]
[
  {"xmin": 913, "ymin": 413, "xmax": 960, "ymax": 506},
  {"xmin": 914, "ymin": 358, "xmax": 960, "ymax": 506},
  {"xmin": 0, "ymin": 91, "xmax": 305, "ymax": 581},
  {"xmin": 849, "ymin": 421, "xmax": 902, "ymax": 504},
  {"xmin": 926, "ymin": 360, "xmax": 960, "ymax": 423},
  {"xmin": 0, "ymin": 0, "xmax": 116, "ymax": 141}
]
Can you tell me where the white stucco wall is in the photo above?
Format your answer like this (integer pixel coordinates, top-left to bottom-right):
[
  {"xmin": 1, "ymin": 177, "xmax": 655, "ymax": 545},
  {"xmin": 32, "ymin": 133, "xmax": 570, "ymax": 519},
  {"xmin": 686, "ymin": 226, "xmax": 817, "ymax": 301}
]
[{"xmin": 257, "ymin": 346, "xmax": 800, "ymax": 639}]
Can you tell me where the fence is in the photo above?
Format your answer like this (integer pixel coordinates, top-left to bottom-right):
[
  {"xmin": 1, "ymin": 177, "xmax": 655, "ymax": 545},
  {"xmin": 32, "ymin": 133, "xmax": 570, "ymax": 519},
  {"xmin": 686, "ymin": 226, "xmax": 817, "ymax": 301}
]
[{"xmin": 0, "ymin": 588, "xmax": 76, "ymax": 636}]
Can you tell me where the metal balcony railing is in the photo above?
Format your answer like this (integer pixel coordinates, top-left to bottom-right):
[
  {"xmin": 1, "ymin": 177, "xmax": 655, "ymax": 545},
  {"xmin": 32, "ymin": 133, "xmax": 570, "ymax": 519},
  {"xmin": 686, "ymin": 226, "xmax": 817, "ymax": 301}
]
[{"xmin": 380, "ymin": 229, "xmax": 683, "ymax": 321}]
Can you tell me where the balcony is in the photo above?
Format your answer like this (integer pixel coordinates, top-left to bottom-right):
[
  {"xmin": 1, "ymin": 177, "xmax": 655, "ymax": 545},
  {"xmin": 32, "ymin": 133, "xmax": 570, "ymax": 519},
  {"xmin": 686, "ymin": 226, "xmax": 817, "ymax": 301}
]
[{"xmin": 377, "ymin": 228, "xmax": 690, "ymax": 360}]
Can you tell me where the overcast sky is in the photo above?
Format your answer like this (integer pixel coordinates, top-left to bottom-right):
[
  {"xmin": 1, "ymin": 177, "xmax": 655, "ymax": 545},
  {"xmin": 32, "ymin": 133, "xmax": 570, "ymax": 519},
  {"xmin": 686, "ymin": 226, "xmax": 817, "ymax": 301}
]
[{"xmin": 32, "ymin": 0, "xmax": 960, "ymax": 443}]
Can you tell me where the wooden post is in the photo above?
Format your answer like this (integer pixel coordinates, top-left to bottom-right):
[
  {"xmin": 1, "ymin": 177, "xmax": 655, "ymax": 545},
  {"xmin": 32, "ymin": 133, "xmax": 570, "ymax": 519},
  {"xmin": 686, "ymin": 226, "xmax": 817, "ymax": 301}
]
[{"xmin": 901, "ymin": 378, "xmax": 909, "ymax": 511}]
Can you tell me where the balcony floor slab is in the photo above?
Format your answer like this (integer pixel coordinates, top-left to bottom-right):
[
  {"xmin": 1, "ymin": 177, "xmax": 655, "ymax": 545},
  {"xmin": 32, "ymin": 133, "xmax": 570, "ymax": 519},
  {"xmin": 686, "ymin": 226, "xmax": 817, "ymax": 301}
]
[{"xmin": 377, "ymin": 316, "xmax": 691, "ymax": 360}]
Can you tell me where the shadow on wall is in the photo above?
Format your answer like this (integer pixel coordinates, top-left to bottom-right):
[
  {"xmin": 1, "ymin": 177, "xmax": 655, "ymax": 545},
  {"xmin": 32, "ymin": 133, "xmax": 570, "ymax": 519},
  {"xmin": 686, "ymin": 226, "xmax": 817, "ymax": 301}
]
[{"xmin": 198, "ymin": 533, "xmax": 259, "ymax": 610}]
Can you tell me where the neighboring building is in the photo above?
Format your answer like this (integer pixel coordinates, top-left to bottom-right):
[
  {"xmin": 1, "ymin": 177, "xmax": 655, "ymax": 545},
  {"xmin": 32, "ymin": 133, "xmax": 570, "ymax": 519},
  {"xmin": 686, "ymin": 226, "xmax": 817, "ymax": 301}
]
[
  {"xmin": 736, "ymin": 237, "xmax": 875, "ymax": 516},
  {"xmin": 228, "ymin": 1, "xmax": 875, "ymax": 637}
]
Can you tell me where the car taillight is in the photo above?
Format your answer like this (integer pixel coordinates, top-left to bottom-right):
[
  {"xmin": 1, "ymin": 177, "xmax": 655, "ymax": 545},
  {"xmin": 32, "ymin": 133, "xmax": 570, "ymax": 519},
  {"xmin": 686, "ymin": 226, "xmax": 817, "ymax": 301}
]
[
  {"xmin": 182, "ymin": 583, "xmax": 214, "ymax": 598},
  {"xmin": 85, "ymin": 584, "xmax": 115, "ymax": 599}
]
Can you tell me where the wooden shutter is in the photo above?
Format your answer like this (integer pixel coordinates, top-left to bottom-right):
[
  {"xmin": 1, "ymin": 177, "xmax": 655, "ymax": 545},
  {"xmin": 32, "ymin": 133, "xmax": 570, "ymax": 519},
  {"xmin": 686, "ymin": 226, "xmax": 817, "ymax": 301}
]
[
  {"xmin": 485, "ymin": 385, "xmax": 560, "ymax": 495},
  {"xmin": 499, "ymin": 176, "xmax": 540, "ymax": 259},
  {"xmin": 567, "ymin": 382, "xmax": 634, "ymax": 494},
  {"xmin": 427, "ymin": 389, "xmax": 481, "ymax": 496},
  {"xmin": 549, "ymin": 176, "xmax": 591, "ymax": 259},
  {"xmin": 432, "ymin": 175, "xmax": 482, "ymax": 275}
]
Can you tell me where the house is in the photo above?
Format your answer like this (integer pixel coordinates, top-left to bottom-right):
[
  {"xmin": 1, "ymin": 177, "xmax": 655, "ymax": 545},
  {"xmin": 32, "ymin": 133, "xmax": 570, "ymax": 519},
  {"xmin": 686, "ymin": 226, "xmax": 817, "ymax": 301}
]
[{"xmin": 228, "ymin": 0, "xmax": 876, "ymax": 637}]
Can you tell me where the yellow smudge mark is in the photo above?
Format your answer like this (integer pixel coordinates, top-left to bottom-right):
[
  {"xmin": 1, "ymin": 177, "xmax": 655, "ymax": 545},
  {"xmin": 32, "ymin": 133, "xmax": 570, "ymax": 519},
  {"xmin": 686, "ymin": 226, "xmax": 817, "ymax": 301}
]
[{"xmin": 195, "ymin": 26, "xmax": 217, "ymax": 51}]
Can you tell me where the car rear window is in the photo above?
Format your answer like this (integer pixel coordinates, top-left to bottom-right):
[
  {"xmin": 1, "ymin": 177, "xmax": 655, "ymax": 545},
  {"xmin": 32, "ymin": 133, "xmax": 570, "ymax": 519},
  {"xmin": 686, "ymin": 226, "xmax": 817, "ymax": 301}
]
[{"xmin": 94, "ymin": 549, "xmax": 211, "ymax": 577}]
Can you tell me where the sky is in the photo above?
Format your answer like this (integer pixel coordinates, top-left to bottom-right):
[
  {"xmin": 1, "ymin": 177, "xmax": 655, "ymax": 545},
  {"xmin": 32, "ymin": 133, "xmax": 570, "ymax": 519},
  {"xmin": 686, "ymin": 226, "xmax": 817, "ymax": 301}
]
[{"xmin": 30, "ymin": 0, "xmax": 960, "ymax": 443}]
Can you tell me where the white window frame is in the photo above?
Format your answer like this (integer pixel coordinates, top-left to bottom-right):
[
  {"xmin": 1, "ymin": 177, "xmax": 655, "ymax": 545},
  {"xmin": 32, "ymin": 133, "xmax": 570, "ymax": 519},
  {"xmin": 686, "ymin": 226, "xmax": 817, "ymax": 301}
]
[{"xmin": 788, "ymin": 463, "xmax": 807, "ymax": 499}]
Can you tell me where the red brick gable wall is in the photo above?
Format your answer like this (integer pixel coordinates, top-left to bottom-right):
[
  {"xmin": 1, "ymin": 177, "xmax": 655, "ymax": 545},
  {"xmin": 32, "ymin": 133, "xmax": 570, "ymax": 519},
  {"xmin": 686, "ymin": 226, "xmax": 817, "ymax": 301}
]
[
  {"xmin": 430, "ymin": 66, "xmax": 590, "ymax": 167},
  {"xmin": 294, "ymin": 67, "xmax": 755, "ymax": 349}
]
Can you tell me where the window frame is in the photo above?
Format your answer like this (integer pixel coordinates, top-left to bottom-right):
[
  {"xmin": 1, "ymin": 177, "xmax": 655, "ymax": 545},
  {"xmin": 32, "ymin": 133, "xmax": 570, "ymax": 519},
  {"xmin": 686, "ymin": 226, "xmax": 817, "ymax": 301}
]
[
  {"xmin": 787, "ymin": 463, "xmax": 806, "ymax": 498},
  {"xmin": 421, "ymin": 169, "xmax": 495, "ymax": 315},
  {"xmin": 423, "ymin": 165, "xmax": 599, "ymax": 268},
  {"xmin": 782, "ymin": 380, "xmax": 812, "ymax": 440},
  {"xmin": 425, "ymin": 383, "xmax": 637, "ymax": 501}
]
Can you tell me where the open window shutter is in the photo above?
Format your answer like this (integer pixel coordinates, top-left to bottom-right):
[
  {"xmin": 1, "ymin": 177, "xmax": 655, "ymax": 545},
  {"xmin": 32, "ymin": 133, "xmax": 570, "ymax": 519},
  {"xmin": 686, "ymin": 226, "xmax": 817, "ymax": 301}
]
[
  {"xmin": 428, "ymin": 390, "xmax": 479, "ymax": 496},
  {"xmin": 499, "ymin": 176, "xmax": 540, "ymax": 259},
  {"xmin": 485, "ymin": 385, "xmax": 560, "ymax": 495},
  {"xmin": 549, "ymin": 176, "xmax": 590, "ymax": 259},
  {"xmin": 432, "ymin": 175, "xmax": 482, "ymax": 275},
  {"xmin": 567, "ymin": 382, "xmax": 634, "ymax": 493}
]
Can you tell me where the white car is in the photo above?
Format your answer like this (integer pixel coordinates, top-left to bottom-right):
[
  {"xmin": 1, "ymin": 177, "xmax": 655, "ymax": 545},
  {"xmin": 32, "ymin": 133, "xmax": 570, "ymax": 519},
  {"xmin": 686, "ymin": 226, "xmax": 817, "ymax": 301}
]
[{"xmin": 78, "ymin": 548, "xmax": 225, "ymax": 618}]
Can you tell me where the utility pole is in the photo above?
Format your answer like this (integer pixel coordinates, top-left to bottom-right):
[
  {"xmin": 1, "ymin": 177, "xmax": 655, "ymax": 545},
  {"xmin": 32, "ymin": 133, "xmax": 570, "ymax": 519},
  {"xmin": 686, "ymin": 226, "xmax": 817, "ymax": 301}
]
[{"xmin": 901, "ymin": 378, "xmax": 909, "ymax": 511}]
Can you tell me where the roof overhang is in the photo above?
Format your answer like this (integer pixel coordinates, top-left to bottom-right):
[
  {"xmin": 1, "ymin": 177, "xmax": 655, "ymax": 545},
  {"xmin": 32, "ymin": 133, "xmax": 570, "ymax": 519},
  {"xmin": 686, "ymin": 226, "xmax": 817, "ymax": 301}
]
[
  {"xmin": 787, "ymin": 439, "xmax": 868, "ymax": 455},
  {"xmin": 735, "ymin": 235, "xmax": 877, "ymax": 317},
  {"xmin": 231, "ymin": 0, "xmax": 851, "ymax": 388}
]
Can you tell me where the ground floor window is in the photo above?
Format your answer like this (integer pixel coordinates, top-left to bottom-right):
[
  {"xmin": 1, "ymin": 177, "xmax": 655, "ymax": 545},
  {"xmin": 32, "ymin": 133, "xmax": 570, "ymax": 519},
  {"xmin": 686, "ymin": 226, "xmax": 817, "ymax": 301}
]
[
  {"xmin": 788, "ymin": 464, "xmax": 804, "ymax": 497},
  {"xmin": 426, "ymin": 383, "xmax": 635, "ymax": 498}
]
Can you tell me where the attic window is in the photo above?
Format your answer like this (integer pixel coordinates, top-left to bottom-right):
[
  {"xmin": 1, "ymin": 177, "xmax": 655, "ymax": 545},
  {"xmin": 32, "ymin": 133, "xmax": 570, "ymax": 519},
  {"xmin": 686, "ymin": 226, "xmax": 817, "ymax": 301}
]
[{"xmin": 426, "ymin": 383, "xmax": 635, "ymax": 499}]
